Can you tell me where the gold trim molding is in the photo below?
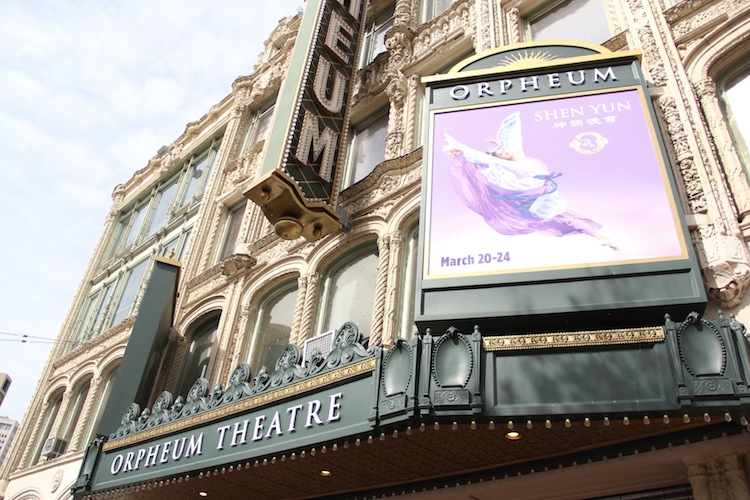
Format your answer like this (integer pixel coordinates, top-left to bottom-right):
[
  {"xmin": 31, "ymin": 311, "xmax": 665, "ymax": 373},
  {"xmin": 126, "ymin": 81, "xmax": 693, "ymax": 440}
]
[
  {"xmin": 103, "ymin": 358, "xmax": 377, "ymax": 452},
  {"xmin": 483, "ymin": 326, "xmax": 665, "ymax": 351}
]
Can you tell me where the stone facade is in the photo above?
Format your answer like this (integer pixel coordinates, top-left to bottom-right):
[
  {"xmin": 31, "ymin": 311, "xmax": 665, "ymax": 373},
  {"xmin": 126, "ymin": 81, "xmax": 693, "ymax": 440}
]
[{"xmin": 3, "ymin": 0, "xmax": 750, "ymax": 498}]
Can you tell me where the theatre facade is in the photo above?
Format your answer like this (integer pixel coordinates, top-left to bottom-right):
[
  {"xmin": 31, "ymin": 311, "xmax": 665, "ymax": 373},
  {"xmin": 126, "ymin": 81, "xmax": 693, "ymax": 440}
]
[{"xmin": 4, "ymin": 0, "xmax": 750, "ymax": 499}]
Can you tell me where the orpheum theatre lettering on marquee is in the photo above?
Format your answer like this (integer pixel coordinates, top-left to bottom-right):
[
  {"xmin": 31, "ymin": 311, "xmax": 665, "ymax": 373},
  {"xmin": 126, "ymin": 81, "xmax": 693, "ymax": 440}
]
[{"xmin": 245, "ymin": 0, "xmax": 364, "ymax": 242}]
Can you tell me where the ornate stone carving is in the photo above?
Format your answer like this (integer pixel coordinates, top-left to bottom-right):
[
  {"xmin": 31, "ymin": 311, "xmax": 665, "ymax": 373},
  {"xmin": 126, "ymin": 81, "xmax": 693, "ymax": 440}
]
[
  {"xmin": 412, "ymin": 0, "xmax": 472, "ymax": 63},
  {"xmin": 694, "ymin": 78, "xmax": 750, "ymax": 220},
  {"xmin": 220, "ymin": 253, "xmax": 257, "ymax": 277},
  {"xmin": 685, "ymin": 453, "xmax": 750, "ymax": 499},
  {"xmin": 385, "ymin": 75, "xmax": 408, "ymax": 159},
  {"xmin": 694, "ymin": 224, "xmax": 750, "ymax": 307},
  {"xmin": 505, "ymin": 7, "xmax": 520, "ymax": 45},
  {"xmin": 658, "ymin": 95, "xmax": 707, "ymax": 213},
  {"xmin": 341, "ymin": 149, "xmax": 422, "ymax": 215}
]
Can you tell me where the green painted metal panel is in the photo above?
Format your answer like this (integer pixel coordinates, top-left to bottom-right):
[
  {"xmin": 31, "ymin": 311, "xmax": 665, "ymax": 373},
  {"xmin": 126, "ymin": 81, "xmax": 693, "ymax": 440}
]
[
  {"xmin": 90, "ymin": 376, "xmax": 376, "ymax": 491},
  {"xmin": 96, "ymin": 258, "xmax": 179, "ymax": 438}
]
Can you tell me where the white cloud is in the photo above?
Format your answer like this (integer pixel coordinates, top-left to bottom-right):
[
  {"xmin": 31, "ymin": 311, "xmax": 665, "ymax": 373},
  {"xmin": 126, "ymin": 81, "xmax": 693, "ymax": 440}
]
[{"xmin": 0, "ymin": 0, "xmax": 304, "ymax": 422}]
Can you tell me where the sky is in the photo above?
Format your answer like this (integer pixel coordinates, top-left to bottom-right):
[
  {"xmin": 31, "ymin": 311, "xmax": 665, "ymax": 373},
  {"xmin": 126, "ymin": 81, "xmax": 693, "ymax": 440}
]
[{"xmin": 0, "ymin": 0, "xmax": 304, "ymax": 423}]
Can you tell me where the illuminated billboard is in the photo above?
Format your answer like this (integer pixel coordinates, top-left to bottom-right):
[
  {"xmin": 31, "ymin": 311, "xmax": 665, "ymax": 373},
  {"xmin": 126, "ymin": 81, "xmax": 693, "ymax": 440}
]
[
  {"xmin": 426, "ymin": 88, "xmax": 687, "ymax": 279},
  {"xmin": 417, "ymin": 43, "xmax": 705, "ymax": 332}
]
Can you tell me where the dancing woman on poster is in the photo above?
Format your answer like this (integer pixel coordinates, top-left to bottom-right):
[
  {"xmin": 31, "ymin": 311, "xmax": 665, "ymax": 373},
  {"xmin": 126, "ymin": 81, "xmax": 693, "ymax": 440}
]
[{"xmin": 443, "ymin": 111, "xmax": 617, "ymax": 249}]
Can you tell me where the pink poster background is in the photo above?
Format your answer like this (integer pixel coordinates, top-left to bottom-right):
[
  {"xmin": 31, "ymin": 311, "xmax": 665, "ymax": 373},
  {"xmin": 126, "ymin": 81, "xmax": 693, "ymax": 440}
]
[{"xmin": 425, "ymin": 89, "xmax": 686, "ymax": 279}]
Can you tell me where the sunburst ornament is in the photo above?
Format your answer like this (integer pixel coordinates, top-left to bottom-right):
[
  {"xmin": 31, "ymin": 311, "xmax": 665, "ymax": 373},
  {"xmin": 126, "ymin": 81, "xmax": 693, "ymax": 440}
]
[{"xmin": 495, "ymin": 50, "xmax": 558, "ymax": 70}]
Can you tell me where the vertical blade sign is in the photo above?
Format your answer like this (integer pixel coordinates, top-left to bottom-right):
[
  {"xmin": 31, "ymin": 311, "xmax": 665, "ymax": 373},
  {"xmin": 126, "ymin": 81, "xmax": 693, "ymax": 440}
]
[{"xmin": 245, "ymin": 0, "xmax": 364, "ymax": 242}]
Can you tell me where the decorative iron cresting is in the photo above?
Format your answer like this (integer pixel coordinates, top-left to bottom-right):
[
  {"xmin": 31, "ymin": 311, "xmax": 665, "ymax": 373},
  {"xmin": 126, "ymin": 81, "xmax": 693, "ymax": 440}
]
[{"xmin": 109, "ymin": 322, "xmax": 375, "ymax": 441}]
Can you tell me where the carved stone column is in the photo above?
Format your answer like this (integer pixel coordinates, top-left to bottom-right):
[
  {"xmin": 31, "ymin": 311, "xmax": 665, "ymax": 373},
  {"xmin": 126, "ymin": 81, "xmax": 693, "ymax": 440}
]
[
  {"xmin": 370, "ymin": 234, "xmax": 393, "ymax": 346},
  {"xmin": 505, "ymin": 7, "xmax": 521, "ymax": 45},
  {"xmin": 16, "ymin": 399, "xmax": 50, "ymax": 469},
  {"xmin": 290, "ymin": 274, "xmax": 310, "ymax": 346},
  {"xmin": 298, "ymin": 272, "xmax": 321, "ymax": 342},
  {"xmin": 404, "ymin": 74, "xmax": 421, "ymax": 153},
  {"xmin": 686, "ymin": 454, "xmax": 750, "ymax": 500},
  {"xmin": 658, "ymin": 94, "xmax": 750, "ymax": 308},
  {"xmin": 473, "ymin": 0, "xmax": 504, "ymax": 51},
  {"xmin": 393, "ymin": 0, "xmax": 416, "ymax": 30},
  {"xmin": 219, "ymin": 279, "xmax": 248, "ymax": 385},
  {"xmin": 695, "ymin": 78, "xmax": 750, "ymax": 221},
  {"xmin": 68, "ymin": 375, "xmax": 102, "ymax": 453},
  {"xmin": 382, "ymin": 231, "xmax": 404, "ymax": 348},
  {"xmin": 384, "ymin": 22, "xmax": 415, "ymax": 159},
  {"xmin": 385, "ymin": 75, "xmax": 408, "ymax": 159},
  {"xmin": 47, "ymin": 389, "xmax": 72, "ymax": 442}
]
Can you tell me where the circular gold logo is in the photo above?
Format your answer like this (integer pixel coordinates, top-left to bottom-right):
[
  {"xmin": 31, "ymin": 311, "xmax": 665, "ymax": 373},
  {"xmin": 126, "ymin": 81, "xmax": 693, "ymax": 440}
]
[{"xmin": 569, "ymin": 132, "xmax": 608, "ymax": 154}]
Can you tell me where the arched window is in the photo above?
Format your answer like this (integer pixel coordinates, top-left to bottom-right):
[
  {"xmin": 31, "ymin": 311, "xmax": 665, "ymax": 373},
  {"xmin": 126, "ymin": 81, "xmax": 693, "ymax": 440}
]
[
  {"xmin": 721, "ymin": 67, "xmax": 750, "ymax": 168},
  {"xmin": 85, "ymin": 365, "xmax": 119, "ymax": 442},
  {"xmin": 176, "ymin": 316, "xmax": 219, "ymax": 397},
  {"xmin": 398, "ymin": 224, "xmax": 420, "ymax": 340},
  {"xmin": 28, "ymin": 392, "xmax": 63, "ymax": 465},
  {"xmin": 318, "ymin": 244, "xmax": 379, "ymax": 340},
  {"xmin": 247, "ymin": 281, "xmax": 298, "ymax": 375},
  {"xmin": 60, "ymin": 378, "xmax": 91, "ymax": 447}
]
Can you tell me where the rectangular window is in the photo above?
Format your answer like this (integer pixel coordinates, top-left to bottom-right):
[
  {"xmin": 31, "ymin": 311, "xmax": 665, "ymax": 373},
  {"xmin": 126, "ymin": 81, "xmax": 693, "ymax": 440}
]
[
  {"xmin": 161, "ymin": 236, "xmax": 179, "ymax": 259},
  {"xmin": 123, "ymin": 203, "xmax": 148, "ymax": 248},
  {"xmin": 107, "ymin": 215, "xmax": 131, "ymax": 259},
  {"xmin": 360, "ymin": 9, "xmax": 394, "ymax": 67},
  {"xmin": 218, "ymin": 201, "xmax": 247, "ymax": 261},
  {"xmin": 68, "ymin": 292, "xmax": 100, "ymax": 352},
  {"xmin": 178, "ymin": 228, "xmax": 193, "ymax": 261},
  {"xmin": 180, "ymin": 155, "xmax": 209, "ymax": 205},
  {"xmin": 422, "ymin": 0, "xmax": 456, "ymax": 22},
  {"xmin": 109, "ymin": 259, "xmax": 149, "ymax": 327},
  {"xmin": 144, "ymin": 180, "xmax": 178, "ymax": 239},
  {"xmin": 240, "ymin": 102, "xmax": 275, "ymax": 156},
  {"xmin": 528, "ymin": 0, "xmax": 611, "ymax": 44},
  {"xmin": 345, "ymin": 111, "xmax": 389, "ymax": 188},
  {"xmin": 723, "ymin": 71, "xmax": 750, "ymax": 167},
  {"xmin": 179, "ymin": 139, "xmax": 221, "ymax": 207},
  {"xmin": 318, "ymin": 247, "xmax": 379, "ymax": 339},
  {"xmin": 85, "ymin": 366, "xmax": 118, "ymax": 441},
  {"xmin": 91, "ymin": 283, "xmax": 115, "ymax": 336}
]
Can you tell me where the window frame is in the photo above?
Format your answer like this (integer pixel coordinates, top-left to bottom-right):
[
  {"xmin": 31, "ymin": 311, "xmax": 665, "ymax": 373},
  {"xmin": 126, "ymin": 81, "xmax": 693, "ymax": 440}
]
[
  {"xmin": 719, "ymin": 65, "xmax": 750, "ymax": 169},
  {"xmin": 107, "ymin": 257, "xmax": 151, "ymax": 329},
  {"xmin": 246, "ymin": 279, "xmax": 299, "ymax": 376},
  {"xmin": 216, "ymin": 200, "xmax": 248, "ymax": 262},
  {"xmin": 143, "ymin": 176, "xmax": 179, "ymax": 241},
  {"xmin": 29, "ymin": 391, "xmax": 63, "ymax": 465},
  {"xmin": 176, "ymin": 315, "xmax": 220, "ymax": 398},
  {"xmin": 359, "ymin": 7, "xmax": 395, "ymax": 68},
  {"xmin": 343, "ymin": 109, "xmax": 390, "ymax": 189},
  {"xmin": 239, "ymin": 99, "xmax": 276, "ymax": 156},
  {"xmin": 59, "ymin": 378, "xmax": 91, "ymax": 443},
  {"xmin": 524, "ymin": 0, "xmax": 614, "ymax": 45},
  {"xmin": 316, "ymin": 243, "xmax": 380, "ymax": 340},
  {"xmin": 421, "ymin": 0, "xmax": 457, "ymax": 23},
  {"xmin": 177, "ymin": 137, "xmax": 222, "ymax": 209}
]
